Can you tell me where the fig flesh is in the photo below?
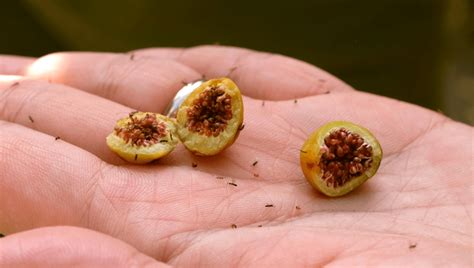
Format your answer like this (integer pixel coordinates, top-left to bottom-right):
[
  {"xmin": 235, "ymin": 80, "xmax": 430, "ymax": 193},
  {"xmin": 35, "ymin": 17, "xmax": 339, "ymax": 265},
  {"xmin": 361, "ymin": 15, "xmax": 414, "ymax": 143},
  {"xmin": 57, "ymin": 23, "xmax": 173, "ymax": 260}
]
[
  {"xmin": 176, "ymin": 78, "xmax": 244, "ymax": 156},
  {"xmin": 106, "ymin": 111, "xmax": 178, "ymax": 164},
  {"xmin": 300, "ymin": 121, "xmax": 382, "ymax": 197}
]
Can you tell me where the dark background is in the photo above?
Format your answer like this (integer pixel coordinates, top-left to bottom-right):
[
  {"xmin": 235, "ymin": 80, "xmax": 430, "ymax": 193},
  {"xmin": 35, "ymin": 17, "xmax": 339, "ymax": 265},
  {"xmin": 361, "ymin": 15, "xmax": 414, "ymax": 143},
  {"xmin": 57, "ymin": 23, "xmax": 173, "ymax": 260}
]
[{"xmin": 1, "ymin": 0, "xmax": 473, "ymax": 124}]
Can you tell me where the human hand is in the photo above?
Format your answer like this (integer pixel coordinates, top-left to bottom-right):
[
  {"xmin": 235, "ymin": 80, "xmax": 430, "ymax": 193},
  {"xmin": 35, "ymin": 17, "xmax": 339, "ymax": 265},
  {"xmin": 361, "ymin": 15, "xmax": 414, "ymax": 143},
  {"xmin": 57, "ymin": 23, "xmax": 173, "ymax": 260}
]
[{"xmin": 0, "ymin": 46, "xmax": 471, "ymax": 267}]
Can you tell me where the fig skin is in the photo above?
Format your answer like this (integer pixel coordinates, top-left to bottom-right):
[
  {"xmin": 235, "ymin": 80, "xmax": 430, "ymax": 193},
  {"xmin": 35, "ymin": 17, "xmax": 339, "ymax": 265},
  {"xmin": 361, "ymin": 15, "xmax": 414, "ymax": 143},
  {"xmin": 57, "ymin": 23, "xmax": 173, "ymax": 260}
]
[
  {"xmin": 300, "ymin": 121, "xmax": 382, "ymax": 197},
  {"xmin": 176, "ymin": 77, "xmax": 244, "ymax": 156},
  {"xmin": 106, "ymin": 112, "xmax": 179, "ymax": 164}
]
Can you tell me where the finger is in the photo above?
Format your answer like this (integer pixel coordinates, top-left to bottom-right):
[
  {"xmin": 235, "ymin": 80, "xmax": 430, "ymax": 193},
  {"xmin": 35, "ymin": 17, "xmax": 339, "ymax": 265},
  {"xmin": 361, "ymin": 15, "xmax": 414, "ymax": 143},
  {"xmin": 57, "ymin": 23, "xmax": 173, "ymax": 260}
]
[
  {"xmin": 25, "ymin": 52, "xmax": 201, "ymax": 113},
  {"xmin": 0, "ymin": 226, "xmax": 168, "ymax": 267},
  {"xmin": 0, "ymin": 55, "xmax": 35, "ymax": 75},
  {"xmin": 0, "ymin": 120, "xmax": 107, "ymax": 234},
  {"xmin": 134, "ymin": 45, "xmax": 354, "ymax": 99},
  {"xmin": 0, "ymin": 77, "xmax": 132, "ymax": 164}
]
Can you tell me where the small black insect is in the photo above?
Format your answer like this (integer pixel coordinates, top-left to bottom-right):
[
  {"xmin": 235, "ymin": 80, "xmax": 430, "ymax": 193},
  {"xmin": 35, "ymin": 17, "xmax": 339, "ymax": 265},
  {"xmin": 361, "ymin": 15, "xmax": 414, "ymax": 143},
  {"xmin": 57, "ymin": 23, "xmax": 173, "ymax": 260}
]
[
  {"xmin": 252, "ymin": 160, "xmax": 258, "ymax": 166},
  {"xmin": 28, "ymin": 115, "xmax": 34, "ymax": 123},
  {"xmin": 192, "ymin": 162, "xmax": 198, "ymax": 168},
  {"xmin": 55, "ymin": 136, "xmax": 61, "ymax": 141},
  {"xmin": 228, "ymin": 182, "xmax": 238, "ymax": 187},
  {"xmin": 265, "ymin": 204, "xmax": 274, "ymax": 208},
  {"xmin": 238, "ymin": 124, "xmax": 245, "ymax": 131}
]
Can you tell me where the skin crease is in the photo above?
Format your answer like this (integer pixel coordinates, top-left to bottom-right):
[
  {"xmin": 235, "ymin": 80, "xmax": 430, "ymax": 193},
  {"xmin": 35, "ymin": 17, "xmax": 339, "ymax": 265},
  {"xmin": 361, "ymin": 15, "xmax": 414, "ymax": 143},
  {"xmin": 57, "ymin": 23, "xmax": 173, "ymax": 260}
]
[{"xmin": 0, "ymin": 45, "xmax": 472, "ymax": 267}]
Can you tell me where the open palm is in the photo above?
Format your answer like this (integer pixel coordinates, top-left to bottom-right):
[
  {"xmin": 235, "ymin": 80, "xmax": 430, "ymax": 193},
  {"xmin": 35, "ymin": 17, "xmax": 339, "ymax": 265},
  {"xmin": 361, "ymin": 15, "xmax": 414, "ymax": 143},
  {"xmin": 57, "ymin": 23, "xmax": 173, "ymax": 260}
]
[{"xmin": 0, "ymin": 46, "xmax": 471, "ymax": 267}]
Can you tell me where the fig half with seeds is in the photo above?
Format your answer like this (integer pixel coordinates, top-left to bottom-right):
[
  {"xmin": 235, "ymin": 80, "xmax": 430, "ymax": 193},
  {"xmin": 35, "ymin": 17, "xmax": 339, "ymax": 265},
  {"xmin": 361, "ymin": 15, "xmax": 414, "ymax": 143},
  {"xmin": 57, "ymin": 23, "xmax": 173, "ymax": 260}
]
[
  {"xmin": 106, "ymin": 111, "xmax": 178, "ymax": 164},
  {"xmin": 176, "ymin": 78, "xmax": 244, "ymax": 156},
  {"xmin": 300, "ymin": 121, "xmax": 382, "ymax": 197}
]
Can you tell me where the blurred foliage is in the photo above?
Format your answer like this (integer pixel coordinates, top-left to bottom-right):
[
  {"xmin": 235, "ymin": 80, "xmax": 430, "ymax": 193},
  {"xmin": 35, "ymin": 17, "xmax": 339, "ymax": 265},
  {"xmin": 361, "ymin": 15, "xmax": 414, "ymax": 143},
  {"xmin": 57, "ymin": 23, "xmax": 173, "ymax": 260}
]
[{"xmin": 1, "ymin": 0, "xmax": 472, "ymax": 124}]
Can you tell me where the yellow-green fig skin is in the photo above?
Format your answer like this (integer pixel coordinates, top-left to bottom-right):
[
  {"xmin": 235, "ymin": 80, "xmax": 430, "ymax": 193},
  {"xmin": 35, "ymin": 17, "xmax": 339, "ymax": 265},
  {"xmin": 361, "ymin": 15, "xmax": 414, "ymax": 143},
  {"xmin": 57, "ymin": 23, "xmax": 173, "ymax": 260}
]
[
  {"xmin": 300, "ymin": 121, "xmax": 382, "ymax": 197},
  {"xmin": 106, "ymin": 112, "xmax": 179, "ymax": 164},
  {"xmin": 176, "ymin": 77, "xmax": 244, "ymax": 156}
]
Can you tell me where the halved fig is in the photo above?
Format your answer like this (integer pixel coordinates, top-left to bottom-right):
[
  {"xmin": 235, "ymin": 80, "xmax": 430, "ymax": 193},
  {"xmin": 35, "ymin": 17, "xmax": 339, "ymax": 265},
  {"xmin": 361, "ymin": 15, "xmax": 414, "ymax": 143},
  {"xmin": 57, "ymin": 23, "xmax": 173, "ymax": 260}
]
[
  {"xmin": 106, "ymin": 111, "xmax": 178, "ymax": 164},
  {"xmin": 176, "ymin": 78, "xmax": 244, "ymax": 156},
  {"xmin": 300, "ymin": 121, "xmax": 382, "ymax": 197}
]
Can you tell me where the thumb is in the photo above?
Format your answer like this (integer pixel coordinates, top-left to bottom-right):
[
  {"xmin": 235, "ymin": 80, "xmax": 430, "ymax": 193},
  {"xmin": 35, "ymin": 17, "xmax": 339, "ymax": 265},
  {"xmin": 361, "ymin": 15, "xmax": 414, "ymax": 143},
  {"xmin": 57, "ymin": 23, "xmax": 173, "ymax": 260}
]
[{"xmin": 0, "ymin": 226, "xmax": 169, "ymax": 268}]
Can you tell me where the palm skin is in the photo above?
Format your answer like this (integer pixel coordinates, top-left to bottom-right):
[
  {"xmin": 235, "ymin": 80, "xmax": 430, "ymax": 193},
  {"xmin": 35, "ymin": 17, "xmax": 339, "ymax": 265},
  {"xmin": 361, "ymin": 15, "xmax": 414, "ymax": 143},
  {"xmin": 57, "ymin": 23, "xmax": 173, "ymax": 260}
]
[{"xmin": 0, "ymin": 46, "xmax": 471, "ymax": 267}]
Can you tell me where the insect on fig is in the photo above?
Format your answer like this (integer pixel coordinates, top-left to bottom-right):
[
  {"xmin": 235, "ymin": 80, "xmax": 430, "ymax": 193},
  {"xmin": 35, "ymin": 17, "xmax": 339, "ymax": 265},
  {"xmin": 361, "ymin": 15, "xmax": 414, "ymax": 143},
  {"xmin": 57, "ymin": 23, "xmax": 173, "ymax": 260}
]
[
  {"xmin": 106, "ymin": 111, "xmax": 178, "ymax": 164},
  {"xmin": 300, "ymin": 121, "xmax": 382, "ymax": 197},
  {"xmin": 176, "ymin": 78, "xmax": 244, "ymax": 156}
]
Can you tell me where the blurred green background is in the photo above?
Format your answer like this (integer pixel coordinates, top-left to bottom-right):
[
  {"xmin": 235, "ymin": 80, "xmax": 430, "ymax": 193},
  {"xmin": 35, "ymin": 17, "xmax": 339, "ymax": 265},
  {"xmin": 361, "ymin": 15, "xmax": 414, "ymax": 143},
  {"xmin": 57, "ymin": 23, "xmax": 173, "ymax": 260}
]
[{"xmin": 1, "ymin": 0, "xmax": 473, "ymax": 124}]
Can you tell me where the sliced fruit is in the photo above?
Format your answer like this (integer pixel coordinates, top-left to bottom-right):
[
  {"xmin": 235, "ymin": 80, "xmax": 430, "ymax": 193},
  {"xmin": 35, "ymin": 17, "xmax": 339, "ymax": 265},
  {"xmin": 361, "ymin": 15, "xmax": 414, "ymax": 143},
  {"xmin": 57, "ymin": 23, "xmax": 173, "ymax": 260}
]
[
  {"xmin": 300, "ymin": 121, "xmax": 382, "ymax": 197},
  {"xmin": 176, "ymin": 78, "xmax": 244, "ymax": 156},
  {"xmin": 106, "ymin": 111, "xmax": 178, "ymax": 164}
]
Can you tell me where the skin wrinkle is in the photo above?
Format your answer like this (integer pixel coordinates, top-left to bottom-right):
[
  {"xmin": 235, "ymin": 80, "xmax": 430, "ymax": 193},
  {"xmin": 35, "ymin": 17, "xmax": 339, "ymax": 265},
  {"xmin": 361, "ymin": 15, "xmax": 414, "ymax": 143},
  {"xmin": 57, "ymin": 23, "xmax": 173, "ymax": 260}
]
[
  {"xmin": 234, "ymin": 238, "xmax": 264, "ymax": 267},
  {"xmin": 0, "ymin": 83, "xmax": 18, "ymax": 119},
  {"xmin": 272, "ymin": 209, "xmax": 470, "ymax": 243},
  {"xmin": 420, "ymin": 191, "xmax": 443, "ymax": 224},
  {"xmin": 79, "ymin": 162, "xmax": 107, "ymax": 228},
  {"xmin": 218, "ymin": 50, "xmax": 256, "ymax": 82},
  {"xmin": 169, "ymin": 228, "xmax": 313, "ymax": 266},
  {"xmin": 392, "ymin": 114, "xmax": 448, "ymax": 159},
  {"xmin": 0, "ymin": 80, "xmax": 45, "ymax": 124},
  {"xmin": 383, "ymin": 120, "xmax": 456, "ymax": 213},
  {"xmin": 176, "ymin": 46, "xmax": 255, "ymax": 82},
  {"xmin": 99, "ymin": 55, "xmax": 138, "ymax": 100}
]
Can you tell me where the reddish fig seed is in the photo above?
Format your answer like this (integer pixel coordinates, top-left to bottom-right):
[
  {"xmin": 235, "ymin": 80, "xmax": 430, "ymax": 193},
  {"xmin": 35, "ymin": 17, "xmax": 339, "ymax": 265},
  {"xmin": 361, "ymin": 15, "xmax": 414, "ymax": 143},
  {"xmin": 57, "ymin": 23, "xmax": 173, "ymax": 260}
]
[
  {"xmin": 106, "ymin": 112, "xmax": 178, "ymax": 164},
  {"xmin": 176, "ymin": 78, "xmax": 244, "ymax": 156},
  {"xmin": 300, "ymin": 121, "xmax": 382, "ymax": 197}
]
